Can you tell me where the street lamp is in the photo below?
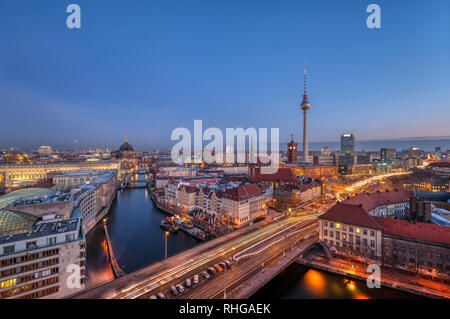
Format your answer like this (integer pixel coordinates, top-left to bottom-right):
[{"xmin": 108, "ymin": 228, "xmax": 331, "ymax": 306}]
[
  {"xmin": 224, "ymin": 264, "xmax": 227, "ymax": 299},
  {"xmin": 164, "ymin": 231, "xmax": 169, "ymax": 263}
]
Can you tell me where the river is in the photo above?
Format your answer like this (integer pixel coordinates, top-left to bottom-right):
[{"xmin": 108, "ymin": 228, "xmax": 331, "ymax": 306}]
[
  {"xmin": 252, "ymin": 263, "xmax": 424, "ymax": 299},
  {"xmin": 85, "ymin": 188, "xmax": 419, "ymax": 299},
  {"xmin": 85, "ymin": 187, "xmax": 199, "ymax": 286}
]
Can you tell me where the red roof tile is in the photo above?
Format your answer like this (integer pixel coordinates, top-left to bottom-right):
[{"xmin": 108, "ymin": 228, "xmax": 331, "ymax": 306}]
[
  {"xmin": 375, "ymin": 217, "xmax": 450, "ymax": 245},
  {"xmin": 250, "ymin": 167, "xmax": 298, "ymax": 183},
  {"xmin": 343, "ymin": 190, "xmax": 412, "ymax": 212},
  {"xmin": 222, "ymin": 183, "xmax": 263, "ymax": 201},
  {"xmin": 319, "ymin": 203, "xmax": 383, "ymax": 229}
]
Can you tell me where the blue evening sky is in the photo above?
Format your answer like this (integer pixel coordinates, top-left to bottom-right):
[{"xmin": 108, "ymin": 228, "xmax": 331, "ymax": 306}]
[{"xmin": 0, "ymin": 0, "xmax": 449, "ymax": 150}]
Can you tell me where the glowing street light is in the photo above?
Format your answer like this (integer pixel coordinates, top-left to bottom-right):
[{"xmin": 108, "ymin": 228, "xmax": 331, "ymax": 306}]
[{"xmin": 164, "ymin": 231, "xmax": 170, "ymax": 263}]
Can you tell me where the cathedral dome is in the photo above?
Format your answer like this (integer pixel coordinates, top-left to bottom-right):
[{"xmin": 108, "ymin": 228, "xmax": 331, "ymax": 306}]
[{"xmin": 119, "ymin": 138, "xmax": 134, "ymax": 151}]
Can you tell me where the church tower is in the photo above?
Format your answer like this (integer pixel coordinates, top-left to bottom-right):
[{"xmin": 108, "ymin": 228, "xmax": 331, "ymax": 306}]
[{"xmin": 287, "ymin": 134, "xmax": 298, "ymax": 164}]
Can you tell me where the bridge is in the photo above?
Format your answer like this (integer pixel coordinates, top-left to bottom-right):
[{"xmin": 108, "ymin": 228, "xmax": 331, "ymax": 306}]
[
  {"xmin": 71, "ymin": 214, "xmax": 320, "ymax": 299},
  {"xmin": 120, "ymin": 170, "xmax": 149, "ymax": 189},
  {"xmin": 103, "ymin": 219, "xmax": 125, "ymax": 278}
]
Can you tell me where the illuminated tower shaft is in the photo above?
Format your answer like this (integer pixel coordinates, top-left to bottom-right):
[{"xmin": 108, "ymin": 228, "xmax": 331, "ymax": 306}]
[{"xmin": 300, "ymin": 63, "xmax": 311, "ymax": 163}]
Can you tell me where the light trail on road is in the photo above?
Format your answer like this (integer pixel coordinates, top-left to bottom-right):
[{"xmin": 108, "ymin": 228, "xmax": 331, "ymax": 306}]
[
  {"xmin": 105, "ymin": 217, "xmax": 306, "ymax": 299},
  {"xmin": 179, "ymin": 223, "xmax": 318, "ymax": 299}
]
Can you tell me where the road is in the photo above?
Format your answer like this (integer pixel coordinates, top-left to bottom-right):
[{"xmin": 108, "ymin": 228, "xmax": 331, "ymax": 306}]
[
  {"xmin": 173, "ymin": 220, "xmax": 318, "ymax": 299},
  {"xmin": 72, "ymin": 213, "xmax": 319, "ymax": 299}
]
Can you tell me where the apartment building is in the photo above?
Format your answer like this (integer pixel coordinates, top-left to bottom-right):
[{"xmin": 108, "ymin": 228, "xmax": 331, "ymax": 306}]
[
  {"xmin": 165, "ymin": 178, "xmax": 267, "ymax": 227},
  {"xmin": 319, "ymin": 203, "xmax": 383, "ymax": 261},
  {"xmin": 0, "ymin": 215, "xmax": 86, "ymax": 299},
  {"xmin": 319, "ymin": 200, "xmax": 450, "ymax": 277},
  {"xmin": 219, "ymin": 184, "xmax": 267, "ymax": 226},
  {"xmin": 71, "ymin": 170, "xmax": 118, "ymax": 234}
]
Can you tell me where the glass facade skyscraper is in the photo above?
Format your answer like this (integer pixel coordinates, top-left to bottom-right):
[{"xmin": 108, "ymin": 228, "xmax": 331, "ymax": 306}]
[{"xmin": 340, "ymin": 134, "xmax": 355, "ymax": 155}]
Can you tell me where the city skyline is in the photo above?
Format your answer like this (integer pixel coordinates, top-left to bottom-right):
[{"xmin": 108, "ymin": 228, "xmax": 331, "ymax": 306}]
[
  {"xmin": 1, "ymin": 0, "xmax": 449, "ymax": 150},
  {"xmin": 0, "ymin": 1, "xmax": 449, "ymax": 303}
]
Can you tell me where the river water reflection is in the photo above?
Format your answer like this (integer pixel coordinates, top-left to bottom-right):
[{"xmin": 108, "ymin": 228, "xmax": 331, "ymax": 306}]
[
  {"xmin": 85, "ymin": 188, "xmax": 200, "ymax": 287},
  {"xmin": 252, "ymin": 263, "xmax": 423, "ymax": 299}
]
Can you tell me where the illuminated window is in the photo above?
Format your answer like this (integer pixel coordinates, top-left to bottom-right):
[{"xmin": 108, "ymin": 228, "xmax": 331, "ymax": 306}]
[
  {"xmin": 0, "ymin": 278, "xmax": 17, "ymax": 289},
  {"xmin": 355, "ymin": 228, "xmax": 361, "ymax": 234},
  {"xmin": 335, "ymin": 223, "xmax": 341, "ymax": 229}
]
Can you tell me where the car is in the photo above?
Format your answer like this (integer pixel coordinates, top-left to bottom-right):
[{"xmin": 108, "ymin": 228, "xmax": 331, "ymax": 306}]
[
  {"xmin": 219, "ymin": 262, "xmax": 227, "ymax": 269},
  {"xmin": 149, "ymin": 295, "xmax": 157, "ymax": 299},
  {"xmin": 157, "ymin": 292, "xmax": 166, "ymax": 299},
  {"xmin": 207, "ymin": 267, "xmax": 216, "ymax": 274},
  {"xmin": 214, "ymin": 264, "xmax": 223, "ymax": 272},
  {"xmin": 193, "ymin": 274, "xmax": 199, "ymax": 284},
  {"xmin": 170, "ymin": 286, "xmax": 179, "ymax": 296},
  {"xmin": 224, "ymin": 259, "xmax": 232, "ymax": 268},
  {"xmin": 186, "ymin": 278, "xmax": 192, "ymax": 288},
  {"xmin": 176, "ymin": 284, "xmax": 185, "ymax": 293},
  {"xmin": 202, "ymin": 271, "xmax": 210, "ymax": 279}
]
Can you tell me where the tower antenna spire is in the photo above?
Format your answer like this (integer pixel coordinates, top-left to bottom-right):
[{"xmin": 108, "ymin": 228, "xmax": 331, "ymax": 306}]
[{"xmin": 304, "ymin": 62, "xmax": 307, "ymax": 96}]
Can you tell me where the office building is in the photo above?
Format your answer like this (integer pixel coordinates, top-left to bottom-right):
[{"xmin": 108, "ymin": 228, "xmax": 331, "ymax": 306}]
[
  {"xmin": 0, "ymin": 215, "xmax": 86, "ymax": 299},
  {"xmin": 381, "ymin": 148, "xmax": 396, "ymax": 162},
  {"xmin": 340, "ymin": 134, "xmax": 355, "ymax": 155}
]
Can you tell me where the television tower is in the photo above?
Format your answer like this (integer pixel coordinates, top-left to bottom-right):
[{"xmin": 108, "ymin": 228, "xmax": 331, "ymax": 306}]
[{"xmin": 300, "ymin": 62, "xmax": 311, "ymax": 163}]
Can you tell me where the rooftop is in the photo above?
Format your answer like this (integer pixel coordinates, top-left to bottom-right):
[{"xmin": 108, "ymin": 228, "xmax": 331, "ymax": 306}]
[
  {"xmin": 319, "ymin": 203, "xmax": 383, "ymax": 229},
  {"xmin": 343, "ymin": 190, "xmax": 412, "ymax": 212},
  {"xmin": 250, "ymin": 167, "xmax": 298, "ymax": 183},
  {"xmin": 0, "ymin": 188, "xmax": 55, "ymax": 235},
  {"xmin": 0, "ymin": 217, "xmax": 81, "ymax": 246},
  {"xmin": 221, "ymin": 183, "xmax": 264, "ymax": 201},
  {"xmin": 8, "ymin": 190, "xmax": 72, "ymax": 207},
  {"xmin": 321, "ymin": 190, "xmax": 450, "ymax": 245},
  {"xmin": 375, "ymin": 217, "xmax": 450, "ymax": 246},
  {"xmin": 0, "ymin": 161, "xmax": 120, "ymax": 168},
  {"xmin": 53, "ymin": 169, "xmax": 115, "ymax": 178}
]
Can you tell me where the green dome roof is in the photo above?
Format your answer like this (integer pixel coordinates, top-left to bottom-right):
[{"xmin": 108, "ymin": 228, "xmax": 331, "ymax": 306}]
[
  {"xmin": 0, "ymin": 188, "xmax": 55, "ymax": 236},
  {"xmin": 119, "ymin": 143, "xmax": 134, "ymax": 151},
  {"xmin": 119, "ymin": 137, "xmax": 134, "ymax": 151}
]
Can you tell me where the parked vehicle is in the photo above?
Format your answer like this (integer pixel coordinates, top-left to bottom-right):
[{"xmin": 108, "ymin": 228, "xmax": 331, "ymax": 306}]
[
  {"xmin": 214, "ymin": 264, "xmax": 223, "ymax": 272},
  {"xmin": 149, "ymin": 295, "xmax": 157, "ymax": 299},
  {"xmin": 207, "ymin": 267, "xmax": 216, "ymax": 274},
  {"xmin": 176, "ymin": 284, "xmax": 185, "ymax": 293},
  {"xmin": 157, "ymin": 292, "xmax": 167, "ymax": 299},
  {"xmin": 193, "ymin": 274, "xmax": 199, "ymax": 284},
  {"xmin": 186, "ymin": 278, "xmax": 192, "ymax": 288},
  {"xmin": 202, "ymin": 271, "xmax": 210, "ymax": 279},
  {"xmin": 170, "ymin": 286, "xmax": 179, "ymax": 296},
  {"xmin": 224, "ymin": 259, "xmax": 232, "ymax": 268},
  {"xmin": 219, "ymin": 262, "xmax": 227, "ymax": 269}
]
